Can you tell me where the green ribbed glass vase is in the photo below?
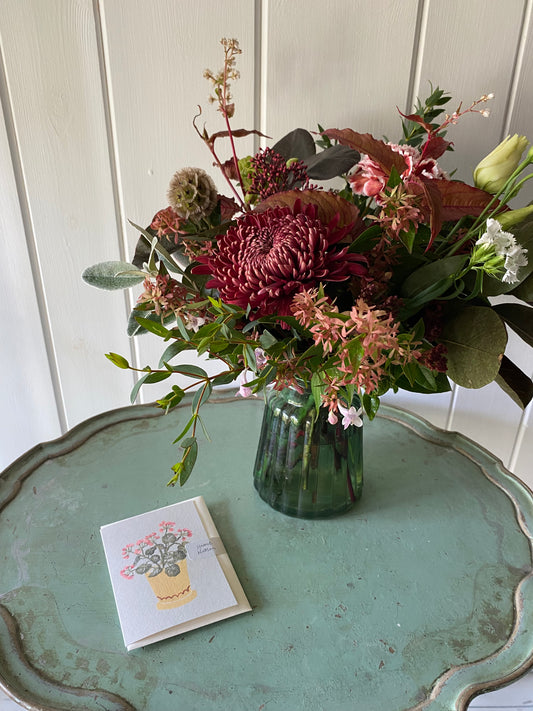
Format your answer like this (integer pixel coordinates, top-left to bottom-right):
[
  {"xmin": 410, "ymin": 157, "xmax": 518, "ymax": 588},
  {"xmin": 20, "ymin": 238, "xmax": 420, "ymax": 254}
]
[{"xmin": 253, "ymin": 386, "xmax": 363, "ymax": 518}]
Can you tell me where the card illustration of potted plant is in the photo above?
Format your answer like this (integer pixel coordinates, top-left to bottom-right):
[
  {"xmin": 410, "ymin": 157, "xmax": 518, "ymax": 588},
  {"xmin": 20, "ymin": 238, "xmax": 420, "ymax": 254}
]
[{"xmin": 120, "ymin": 521, "xmax": 197, "ymax": 609}]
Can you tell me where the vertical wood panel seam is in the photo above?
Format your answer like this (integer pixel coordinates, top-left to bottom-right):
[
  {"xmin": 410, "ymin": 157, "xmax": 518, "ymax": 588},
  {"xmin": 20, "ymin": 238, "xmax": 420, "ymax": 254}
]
[
  {"xmin": 500, "ymin": 0, "xmax": 532, "ymax": 138},
  {"xmin": 404, "ymin": 0, "xmax": 430, "ymax": 113},
  {"xmin": 258, "ymin": 0, "xmax": 269, "ymax": 147},
  {"xmin": 92, "ymin": 0, "xmax": 141, "ymax": 395},
  {"xmin": 498, "ymin": 0, "xmax": 532, "ymax": 472},
  {"xmin": 0, "ymin": 33, "xmax": 68, "ymax": 433},
  {"xmin": 253, "ymin": 0, "xmax": 263, "ymax": 153}
]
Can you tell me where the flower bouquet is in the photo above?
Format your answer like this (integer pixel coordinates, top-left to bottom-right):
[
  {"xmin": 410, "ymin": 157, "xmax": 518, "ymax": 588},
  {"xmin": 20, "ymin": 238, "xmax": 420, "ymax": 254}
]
[{"xmin": 84, "ymin": 39, "xmax": 533, "ymax": 495}]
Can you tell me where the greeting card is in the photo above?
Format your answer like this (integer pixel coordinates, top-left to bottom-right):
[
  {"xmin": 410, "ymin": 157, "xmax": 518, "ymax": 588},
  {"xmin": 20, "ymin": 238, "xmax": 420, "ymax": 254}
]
[{"xmin": 100, "ymin": 496, "xmax": 251, "ymax": 650}]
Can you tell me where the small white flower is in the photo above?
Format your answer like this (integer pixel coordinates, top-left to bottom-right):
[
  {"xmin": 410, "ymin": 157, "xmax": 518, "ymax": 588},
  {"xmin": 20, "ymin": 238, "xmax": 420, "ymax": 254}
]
[
  {"xmin": 236, "ymin": 370, "xmax": 253, "ymax": 398},
  {"xmin": 254, "ymin": 347, "xmax": 268, "ymax": 369},
  {"xmin": 503, "ymin": 244, "xmax": 528, "ymax": 283},
  {"xmin": 185, "ymin": 314, "xmax": 205, "ymax": 332},
  {"xmin": 476, "ymin": 219, "xmax": 515, "ymax": 254},
  {"xmin": 327, "ymin": 410, "xmax": 338, "ymax": 425},
  {"xmin": 337, "ymin": 403, "xmax": 363, "ymax": 429},
  {"xmin": 476, "ymin": 218, "xmax": 528, "ymax": 283}
]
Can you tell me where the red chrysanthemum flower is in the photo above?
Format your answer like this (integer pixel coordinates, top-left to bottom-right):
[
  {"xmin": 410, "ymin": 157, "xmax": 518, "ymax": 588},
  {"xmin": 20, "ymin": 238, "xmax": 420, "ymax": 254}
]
[{"xmin": 193, "ymin": 201, "xmax": 367, "ymax": 318}]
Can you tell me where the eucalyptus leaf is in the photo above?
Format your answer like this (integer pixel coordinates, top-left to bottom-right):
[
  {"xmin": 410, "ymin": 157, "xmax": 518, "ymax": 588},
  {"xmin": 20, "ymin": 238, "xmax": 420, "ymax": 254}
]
[
  {"xmin": 440, "ymin": 306, "xmax": 507, "ymax": 388},
  {"xmin": 82, "ymin": 261, "xmax": 145, "ymax": 290}
]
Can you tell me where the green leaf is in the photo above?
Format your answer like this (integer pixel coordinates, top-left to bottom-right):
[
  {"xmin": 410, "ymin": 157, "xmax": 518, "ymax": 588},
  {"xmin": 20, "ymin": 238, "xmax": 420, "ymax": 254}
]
[
  {"xmin": 105, "ymin": 352, "xmax": 130, "ymax": 369},
  {"xmin": 440, "ymin": 306, "xmax": 508, "ymax": 388},
  {"xmin": 135, "ymin": 316, "xmax": 170, "ymax": 339},
  {"xmin": 387, "ymin": 165, "xmax": 402, "ymax": 189},
  {"xmin": 192, "ymin": 382, "xmax": 213, "ymax": 412},
  {"xmin": 173, "ymin": 415, "xmax": 196, "ymax": 443},
  {"xmin": 344, "ymin": 337, "xmax": 364, "ymax": 369},
  {"xmin": 362, "ymin": 393, "xmax": 380, "ymax": 419},
  {"xmin": 173, "ymin": 316, "xmax": 190, "ymax": 341},
  {"xmin": 310, "ymin": 372, "xmax": 323, "ymax": 417},
  {"xmin": 259, "ymin": 330, "xmax": 278, "ymax": 349},
  {"xmin": 144, "ymin": 371, "xmax": 172, "ymax": 385},
  {"xmin": 156, "ymin": 385, "xmax": 185, "ymax": 412},
  {"xmin": 179, "ymin": 439, "xmax": 198, "ymax": 487},
  {"xmin": 511, "ymin": 272, "xmax": 533, "ymax": 302},
  {"xmin": 128, "ymin": 220, "xmax": 186, "ymax": 275},
  {"xmin": 82, "ymin": 261, "xmax": 145, "ymax": 290},
  {"xmin": 399, "ymin": 223, "xmax": 417, "ymax": 253},
  {"xmin": 158, "ymin": 340, "xmax": 192, "ymax": 366},
  {"xmin": 174, "ymin": 364, "xmax": 208, "ymax": 379},
  {"xmin": 347, "ymin": 224, "xmax": 382, "ymax": 253},
  {"xmin": 493, "ymin": 303, "xmax": 533, "ymax": 348},
  {"xmin": 401, "ymin": 254, "xmax": 467, "ymax": 299},
  {"xmin": 129, "ymin": 372, "xmax": 151, "ymax": 404},
  {"xmin": 128, "ymin": 309, "xmax": 174, "ymax": 337},
  {"xmin": 180, "ymin": 436, "xmax": 196, "ymax": 449},
  {"xmin": 212, "ymin": 371, "xmax": 238, "ymax": 386},
  {"xmin": 495, "ymin": 355, "xmax": 533, "ymax": 408}
]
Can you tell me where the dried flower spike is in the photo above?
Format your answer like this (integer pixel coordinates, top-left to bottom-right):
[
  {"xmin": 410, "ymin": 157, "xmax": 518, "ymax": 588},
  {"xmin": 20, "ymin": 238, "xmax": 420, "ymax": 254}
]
[{"xmin": 204, "ymin": 38, "xmax": 242, "ymax": 118}]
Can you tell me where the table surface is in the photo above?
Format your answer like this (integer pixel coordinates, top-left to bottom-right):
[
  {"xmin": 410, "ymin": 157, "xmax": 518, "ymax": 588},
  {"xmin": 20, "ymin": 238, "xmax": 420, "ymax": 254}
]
[{"xmin": 0, "ymin": 394, "xmax": 532, "ymax": 711}]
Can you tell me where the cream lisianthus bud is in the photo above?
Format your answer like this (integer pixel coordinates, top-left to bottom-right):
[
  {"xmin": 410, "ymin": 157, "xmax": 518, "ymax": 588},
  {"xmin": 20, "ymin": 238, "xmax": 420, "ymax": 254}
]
[
  {"xmin": 496, "ymin": 205, "xmax": 533, "ymax": 231},
  {"xmin": 473, "ymin": 134, "xmax": 529, "ymax": 194}
]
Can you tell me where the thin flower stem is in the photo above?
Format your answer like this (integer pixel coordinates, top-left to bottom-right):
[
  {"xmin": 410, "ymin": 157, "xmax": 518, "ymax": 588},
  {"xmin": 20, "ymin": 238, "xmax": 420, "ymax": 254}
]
[{"xmin": 221, "ymin": 56, "xmax": 247, "ymax": 202}]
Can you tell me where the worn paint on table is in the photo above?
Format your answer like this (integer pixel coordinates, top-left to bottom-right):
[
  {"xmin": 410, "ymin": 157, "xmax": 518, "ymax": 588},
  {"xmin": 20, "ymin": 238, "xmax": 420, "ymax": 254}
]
[{"xmin": 0, "ymin": 396, "xmax": 532, "ymax": 710}]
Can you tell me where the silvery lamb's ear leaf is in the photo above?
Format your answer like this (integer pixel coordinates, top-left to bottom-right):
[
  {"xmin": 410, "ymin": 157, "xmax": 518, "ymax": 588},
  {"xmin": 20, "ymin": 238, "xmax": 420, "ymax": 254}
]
[
  {"xmin": 82, "ymin": 261, "xmax": 145, "ymax": 290},
  {"xmin": 272, "ymin": 128, "xmax": 316, "ymax": 160},
  {"xmin": 303, "ymin": 145, "xmax": 360, "ymax": 180}
]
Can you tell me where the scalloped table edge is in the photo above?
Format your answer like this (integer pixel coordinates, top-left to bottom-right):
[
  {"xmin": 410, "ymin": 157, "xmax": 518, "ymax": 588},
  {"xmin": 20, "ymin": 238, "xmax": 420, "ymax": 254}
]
[{"xmin": 1, "ymin": 395, "xmax": 532, "ymax": 711}]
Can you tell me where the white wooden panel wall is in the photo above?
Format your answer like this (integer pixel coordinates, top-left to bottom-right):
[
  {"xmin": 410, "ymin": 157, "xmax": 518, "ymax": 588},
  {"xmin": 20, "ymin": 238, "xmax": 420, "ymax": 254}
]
[{"xmin": 0, "ymin": 2, "xmax": 532, "ymax": 707}]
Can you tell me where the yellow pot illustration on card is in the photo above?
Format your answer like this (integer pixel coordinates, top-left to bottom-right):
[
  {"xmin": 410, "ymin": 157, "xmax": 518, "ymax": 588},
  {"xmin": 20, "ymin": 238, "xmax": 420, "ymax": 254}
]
[
  {"xmin": 146, "ymin": 560, "xmax": 197, "ymax": 609},
  {"xmin": 120, "ymin": 520, "xmax": 197, "ymax": 610}
]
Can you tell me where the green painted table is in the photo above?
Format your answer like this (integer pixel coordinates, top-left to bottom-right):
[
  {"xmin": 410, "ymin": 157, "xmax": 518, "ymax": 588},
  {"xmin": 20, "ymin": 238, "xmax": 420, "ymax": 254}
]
[{"xmin": 1, "ymin": 394, "xmax": 532, "ymax": 711}]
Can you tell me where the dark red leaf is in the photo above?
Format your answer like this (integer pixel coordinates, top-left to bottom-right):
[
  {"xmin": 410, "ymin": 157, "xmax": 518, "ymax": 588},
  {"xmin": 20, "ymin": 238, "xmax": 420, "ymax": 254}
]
[
  {"xmin": 420, "ymin": 135, "xmax": 453, "ymax": 161},
  {"xmin": 323, "ymin": 129, "xmax": 407, "ymax": 174},
  {"xmin": 433, "ymin": 180, "xmax": 496, "ymax": 221},
  {"xmin": 255, "ymin": 189, "xmax": 364, "ymax": 232},
  {"xmin": 207, "ymin": 128, "xmax": 270, "ymax": 148},
  {"xmin": 414, "ymin": 179, "xmax": 443, "ymax": 249}
]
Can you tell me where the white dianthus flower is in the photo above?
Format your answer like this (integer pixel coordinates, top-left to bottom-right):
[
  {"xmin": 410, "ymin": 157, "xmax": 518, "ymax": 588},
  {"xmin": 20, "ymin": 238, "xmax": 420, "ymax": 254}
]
[{"xmin": 476, "ymin": 218, "xmax": 528, "ymax": 283}]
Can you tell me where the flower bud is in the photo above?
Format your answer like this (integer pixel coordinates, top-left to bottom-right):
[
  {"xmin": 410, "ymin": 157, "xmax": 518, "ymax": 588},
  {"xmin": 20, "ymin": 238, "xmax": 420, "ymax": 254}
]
[
  {"xmin": 495, "ymin": 205, "xmax": 533, "ymax": 231},
  {"xmin": 473, "ymin": 134, "xmax": 529, "ymax": 194}
]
